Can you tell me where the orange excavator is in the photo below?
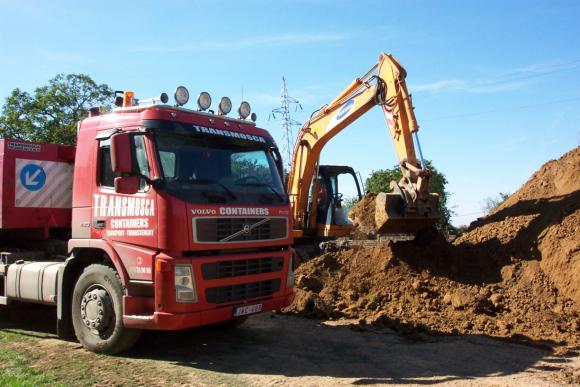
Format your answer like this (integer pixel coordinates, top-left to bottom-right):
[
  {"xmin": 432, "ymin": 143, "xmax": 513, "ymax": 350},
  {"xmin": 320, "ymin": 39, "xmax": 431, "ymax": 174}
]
[{"xmin": 287, "ymin": 53, "xmax": 440, "ymax": 239}]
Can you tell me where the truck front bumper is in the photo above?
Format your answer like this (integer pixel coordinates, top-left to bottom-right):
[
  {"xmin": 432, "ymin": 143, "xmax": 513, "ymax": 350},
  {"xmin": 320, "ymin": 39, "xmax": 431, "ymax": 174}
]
[{"xmin": 123, "ymin": 293, "xmax": 295, "ymax": 330}]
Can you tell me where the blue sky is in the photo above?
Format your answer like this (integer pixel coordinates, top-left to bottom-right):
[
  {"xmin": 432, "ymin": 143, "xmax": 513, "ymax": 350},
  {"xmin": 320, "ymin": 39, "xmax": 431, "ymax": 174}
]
[{"xmin": 1, "ymin": 0, "xmax": 579, "ymax": 225}]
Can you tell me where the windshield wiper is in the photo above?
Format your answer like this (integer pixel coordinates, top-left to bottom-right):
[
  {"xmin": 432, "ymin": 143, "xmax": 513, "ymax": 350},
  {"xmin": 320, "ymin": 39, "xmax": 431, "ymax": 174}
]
[
  {"xmin": 235, "ymin": 182, "xmax": 285, "ymax": 202},
  {"xmin": 174, "ymin": 178, "xmax": 237, "ymax": 200}
]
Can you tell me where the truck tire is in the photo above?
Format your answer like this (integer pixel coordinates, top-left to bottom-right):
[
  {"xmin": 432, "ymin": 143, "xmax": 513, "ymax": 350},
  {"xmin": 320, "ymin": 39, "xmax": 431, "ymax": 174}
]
[{"xmin": 71, "ymin": 264, "xmax": 141, "ymax": 354}]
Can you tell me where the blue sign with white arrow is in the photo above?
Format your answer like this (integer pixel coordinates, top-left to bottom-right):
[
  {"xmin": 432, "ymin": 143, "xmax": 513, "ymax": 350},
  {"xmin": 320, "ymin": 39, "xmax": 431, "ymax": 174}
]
[{"xmin": 19, "ymin": 164, "xmax": 46, "ymax": 191}]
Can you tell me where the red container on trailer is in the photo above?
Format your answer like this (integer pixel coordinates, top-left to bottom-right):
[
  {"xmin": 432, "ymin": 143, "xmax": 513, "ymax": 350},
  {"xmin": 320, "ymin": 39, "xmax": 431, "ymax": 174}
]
[{"xmin": 0, "ymin": 139, "xmax": 75, "ymax": 232}]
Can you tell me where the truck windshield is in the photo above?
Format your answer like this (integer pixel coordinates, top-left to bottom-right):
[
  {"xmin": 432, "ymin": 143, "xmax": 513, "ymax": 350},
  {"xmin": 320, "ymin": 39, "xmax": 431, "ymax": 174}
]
[{"xmin": 153, "ymin": 131, "xmax": 287, "ymax": 205}]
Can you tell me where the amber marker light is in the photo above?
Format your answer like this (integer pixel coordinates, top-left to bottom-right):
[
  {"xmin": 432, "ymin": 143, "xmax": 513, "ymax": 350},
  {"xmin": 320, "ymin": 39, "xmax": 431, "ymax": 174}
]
[{"xmin": 123, "ymin": 91, "xmax": 135, "ymax": 107}]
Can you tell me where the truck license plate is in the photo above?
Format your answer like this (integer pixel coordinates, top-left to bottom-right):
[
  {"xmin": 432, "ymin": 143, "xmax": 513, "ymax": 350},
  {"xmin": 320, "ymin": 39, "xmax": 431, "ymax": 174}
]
[{"xmin": 233, "ymin": 303, "xmax": 262, "ymax": 317}]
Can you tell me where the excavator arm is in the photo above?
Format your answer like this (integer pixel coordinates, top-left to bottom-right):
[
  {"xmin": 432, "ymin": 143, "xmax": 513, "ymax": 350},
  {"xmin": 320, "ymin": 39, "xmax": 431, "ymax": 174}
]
[{"xmin": 287, "ymin": 53, "xmax": 439, "ymax": 236}]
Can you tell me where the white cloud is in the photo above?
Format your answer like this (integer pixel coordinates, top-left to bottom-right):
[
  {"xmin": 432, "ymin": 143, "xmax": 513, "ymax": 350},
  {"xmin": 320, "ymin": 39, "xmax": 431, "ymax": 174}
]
[
  {"xmin": 410, "ymin": 58, "xmax": 580, "ymax": 95},
  {"xmin": 411, "ymin": 79, "xmax": 465, "ymax": 93},
  {"xmin": 247, "ymin": 82, "xmax": 337, "ymax": 108},
  {"xmin": 512, "ymin": 60, "xmax": 580, "ymax": 76},
  {"xmin": 134, "ymin": 32, "xmax": 355, "ymax": 53},
  {"xmin": 248, "ymin": 92, "xmax": 283, "ymax": 106},
  {"xmin": 411, "ymin": 79, "xmax": 526, "ymax": 94}
]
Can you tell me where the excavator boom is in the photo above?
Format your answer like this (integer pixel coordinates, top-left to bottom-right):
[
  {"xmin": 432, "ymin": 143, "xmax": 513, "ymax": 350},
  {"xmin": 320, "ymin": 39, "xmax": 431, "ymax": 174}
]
[{"xmin": 288, "ymin": 53, "xmax": 439, "ymax": 237}]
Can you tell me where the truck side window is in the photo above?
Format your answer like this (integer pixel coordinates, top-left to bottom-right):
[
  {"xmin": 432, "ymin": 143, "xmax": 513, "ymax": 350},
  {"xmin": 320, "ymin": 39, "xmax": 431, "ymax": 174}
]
[
  {"xmin": 134, "ymin": 136, "xmax": 150, "ymax": 178},
  {"xmin": 99, "ymin": 146, "xmax": 115, "ymax": 188},
  {"xmin": 134, "ymin": 136, "xmax": 150, "ymax": 191},
  {"xmin": 99, "ymin": 136, "xmax": 150, "ymax": 190}
]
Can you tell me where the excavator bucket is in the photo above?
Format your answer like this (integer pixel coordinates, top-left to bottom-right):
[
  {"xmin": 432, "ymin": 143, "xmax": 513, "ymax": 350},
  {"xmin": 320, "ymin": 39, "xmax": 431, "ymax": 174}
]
[{"xmin": 374, "ymin": 192, "xmax": 440, "ymax": 233}]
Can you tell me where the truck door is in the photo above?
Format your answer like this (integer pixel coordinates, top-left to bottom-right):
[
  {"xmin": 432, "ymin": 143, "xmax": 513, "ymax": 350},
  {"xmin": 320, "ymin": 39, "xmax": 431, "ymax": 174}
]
[{"xmin": 92, "ymin": 134, "xmax": 157, "ymax": 281}]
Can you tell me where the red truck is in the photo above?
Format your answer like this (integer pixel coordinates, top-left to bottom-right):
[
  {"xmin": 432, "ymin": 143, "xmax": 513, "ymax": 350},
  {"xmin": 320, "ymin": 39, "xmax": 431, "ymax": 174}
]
[{"xmin": 0, "ymin": 88, "xmax": 295, "ymax": 354}]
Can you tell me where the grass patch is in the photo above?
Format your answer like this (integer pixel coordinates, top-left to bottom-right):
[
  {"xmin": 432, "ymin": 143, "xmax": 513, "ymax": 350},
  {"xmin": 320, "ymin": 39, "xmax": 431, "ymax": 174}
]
[
  {"xmin": 0, "ymin": 347, "xmax": 61, "ymax": 386},
  {"xmin": 0, "ymin": 329, "xmax": 33, "ymax": 343},
  {"xmin": 0, "ymin": 328, "xmax": 248, "ymax": 386},
  {"xmin": 0, "ymin": 330, "xmax": 63, "ymax": 386}
]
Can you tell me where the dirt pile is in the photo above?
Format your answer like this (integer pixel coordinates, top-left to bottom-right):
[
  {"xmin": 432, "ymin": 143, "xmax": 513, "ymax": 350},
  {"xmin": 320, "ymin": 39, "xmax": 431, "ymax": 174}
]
[
  {"xmin": 458, "ymin": 147, "xmax": 580, "ymax": 307},
  {"xmin": 498, "ymin": 146, "xmax": 579, "ymax": 208},
  {"xmin": 348, "ymin": 193, "xmax": 377, "ymax": 238},
  {"xmin": 287, "ymin": 231, "xmax": 579, "ymax": 347},
  {"xmin": 286, "ymin": 147, "xmax": 580, "ymax": 348}
]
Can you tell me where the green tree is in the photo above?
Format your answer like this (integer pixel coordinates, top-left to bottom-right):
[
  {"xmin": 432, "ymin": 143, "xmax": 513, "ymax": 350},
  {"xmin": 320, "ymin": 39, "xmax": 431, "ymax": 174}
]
[
  {"xmin": 0, "ymin": 74, "xmax": 113, "ymax": 145},
  {"xmin": 365, "ymin": 160, "xmax": 454, "ymax": 232},
  {"xmin": 342, "ymin": 196, "xmax": 360, "ymax": 210},
  {"xmin": 482, "ymin": 192, "xmax": 510, "ymax": 214},
  {"xmin": 449, "ymin": 224, "xmax": 469, "ymax": 237}
]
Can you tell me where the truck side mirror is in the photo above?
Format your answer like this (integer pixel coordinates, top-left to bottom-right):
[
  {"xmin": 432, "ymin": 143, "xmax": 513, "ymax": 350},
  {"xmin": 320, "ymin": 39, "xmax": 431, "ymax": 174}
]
[
  {"xmin": 114, "ymin": 176, "xmax": 139, "ymax": 195},
  {"xmin": 110, "ymin": 133, "xmax": 134, "ymax": 174}
]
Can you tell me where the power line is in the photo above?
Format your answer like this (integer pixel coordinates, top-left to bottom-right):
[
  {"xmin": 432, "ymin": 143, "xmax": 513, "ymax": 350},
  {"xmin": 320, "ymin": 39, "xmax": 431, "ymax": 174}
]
[
  {"xmin": 414, "ymin": 59, "xmax": 580, "ymax": 97},
  {"xmin": 454, "ymin": 211, "xmax": 485, "ymax": 217},
  {"xmin": 269, "ymin": 77, "xmax": 302, "ymax": 169},
  {"xmin": 424, "ymin": 96, "xmax": 580, "ymax": 122},
  {"xmin": 467, "ymin": 60, "xmax": 580, "ymax": 85}
]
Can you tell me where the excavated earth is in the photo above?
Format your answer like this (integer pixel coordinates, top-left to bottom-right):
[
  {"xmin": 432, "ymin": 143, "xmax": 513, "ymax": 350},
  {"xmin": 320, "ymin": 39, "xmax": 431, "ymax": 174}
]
[{"xmin": 285, "ymin": 147, "xmax": 580, "ymax": 350}]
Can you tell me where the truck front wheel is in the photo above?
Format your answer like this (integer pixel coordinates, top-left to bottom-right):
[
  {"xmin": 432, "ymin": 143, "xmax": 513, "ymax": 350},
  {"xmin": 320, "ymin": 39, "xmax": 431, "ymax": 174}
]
[{"xmin": 71, "ymin": 264, "xmax": 141, "ymax": 354}]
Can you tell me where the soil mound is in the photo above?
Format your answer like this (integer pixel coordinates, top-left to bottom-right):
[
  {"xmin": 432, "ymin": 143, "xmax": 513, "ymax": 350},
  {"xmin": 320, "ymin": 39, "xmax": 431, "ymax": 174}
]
[
  {"xmin": 286, "ymin": 147, "xmax": 580, "ymax": 348},
  {"xmin": 499, "ymin": 147, "xmax": 580, "ymax": 208},
  {"xmin": 287, "ymin": 231, "xmax": 579, "ymax": 347},
  {"xmin": 348, "ymin": 193, "xmax": 377, "ymax": 238},
  {"xmin": 457, "ymin": 147, "xmax": 580, "ymax": 307}
]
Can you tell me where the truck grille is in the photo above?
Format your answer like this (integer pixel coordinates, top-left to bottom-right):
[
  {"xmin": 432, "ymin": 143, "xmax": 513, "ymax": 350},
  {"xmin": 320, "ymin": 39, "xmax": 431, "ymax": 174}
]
[
  {"xmin": 205, "ymin": 279, "xmax": 281, "ymax": 304},
  {"xmin": 202, "ymin": 257, "xmax": 284, "ymax": 280},
  {"xmin": 194, "ymin": 217, "xmax": 287, "ymax": 243}
]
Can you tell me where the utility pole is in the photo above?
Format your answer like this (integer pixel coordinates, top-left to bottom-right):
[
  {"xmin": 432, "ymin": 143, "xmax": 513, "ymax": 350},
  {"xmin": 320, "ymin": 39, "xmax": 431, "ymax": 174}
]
[{"xmin": 270, "ymin": 77, "xmax": 302, "ymax": 170}]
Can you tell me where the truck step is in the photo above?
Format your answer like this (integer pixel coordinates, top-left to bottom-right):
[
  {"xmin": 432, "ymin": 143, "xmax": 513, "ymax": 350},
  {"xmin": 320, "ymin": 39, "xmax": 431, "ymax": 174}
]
[
  {"xmin": 124, "ymin": 314, "xmax": 154, "ymax": 321},
  {"xmin": 0, "ymin": 296, "xmax": 8, "ymax": 305}
]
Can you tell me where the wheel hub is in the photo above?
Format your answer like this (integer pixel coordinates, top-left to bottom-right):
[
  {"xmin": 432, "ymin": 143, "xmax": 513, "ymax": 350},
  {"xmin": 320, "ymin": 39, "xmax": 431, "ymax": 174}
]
[{"xmin": 80, "ymin": 288, "xmax": 112, "ymax": 331}]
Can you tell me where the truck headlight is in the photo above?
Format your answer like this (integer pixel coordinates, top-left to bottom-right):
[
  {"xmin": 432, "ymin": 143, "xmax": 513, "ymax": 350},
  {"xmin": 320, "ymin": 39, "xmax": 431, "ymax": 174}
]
[
  {"xmin": 286, "ymin": 254, "xmax": 295, "ymax": 288},
  {"xmin": 175, "ymin": 264, "xmax": 198, "ymax": 303}
]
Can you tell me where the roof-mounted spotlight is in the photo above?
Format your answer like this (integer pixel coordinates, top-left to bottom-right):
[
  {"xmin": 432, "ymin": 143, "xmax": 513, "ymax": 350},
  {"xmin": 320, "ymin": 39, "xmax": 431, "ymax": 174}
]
[
  {"xmin": 114, "ymin": 90, "xmax": 124, "ymax": 107},
  {"xmin": 174, "ymin": 86, "xmax": 189, "ymax": 106},
  {"xmin": 137, "ymin": 92, "xmax": 169, "ymax": 106},
  {"xmin": 238, "ymin": 101, "xmax": 251, "ymax": 119},
  {"xmin": 250, "ymin": 112, "xmax": 257, "ymax": 122},
  {"xmin": 218, "ymin": 96, "xmax": 232, "ymax": 115},
  {"xmin": 197, "ymin": 91, "xmax": 212, "ymax": 111}
]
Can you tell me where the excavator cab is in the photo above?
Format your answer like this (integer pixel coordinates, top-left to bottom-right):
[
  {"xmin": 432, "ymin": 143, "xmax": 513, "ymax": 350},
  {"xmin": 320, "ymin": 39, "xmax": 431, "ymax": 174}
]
[{"xmin": 310, "ymin": 165, "xmax": 363, "ymax": 237}]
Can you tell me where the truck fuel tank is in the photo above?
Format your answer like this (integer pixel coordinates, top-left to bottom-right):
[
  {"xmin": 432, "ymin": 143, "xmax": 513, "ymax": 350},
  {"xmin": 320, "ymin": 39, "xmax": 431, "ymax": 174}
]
[{"xmin": 5, "ymin": 261, "xmax": 63, "ymax": 305}]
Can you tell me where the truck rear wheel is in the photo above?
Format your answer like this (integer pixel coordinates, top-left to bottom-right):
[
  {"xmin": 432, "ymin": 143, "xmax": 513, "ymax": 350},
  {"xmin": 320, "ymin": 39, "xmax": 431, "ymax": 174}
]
[{"xmin": 71, "ymin": 264, "xmax": 141, "ymax": 354}]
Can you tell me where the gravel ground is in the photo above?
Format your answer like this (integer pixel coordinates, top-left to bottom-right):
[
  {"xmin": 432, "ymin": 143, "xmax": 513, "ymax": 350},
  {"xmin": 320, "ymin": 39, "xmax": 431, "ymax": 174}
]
[{"xmin": 1, "ymin": 305, "xmax": 578, "ymax": 386}]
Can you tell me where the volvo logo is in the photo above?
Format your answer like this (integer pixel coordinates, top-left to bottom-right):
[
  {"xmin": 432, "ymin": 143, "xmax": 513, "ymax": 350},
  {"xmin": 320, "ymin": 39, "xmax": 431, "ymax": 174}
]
[{"xmin": 219, "ymin": 218, "xmax": 271, "ymax": 242}]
